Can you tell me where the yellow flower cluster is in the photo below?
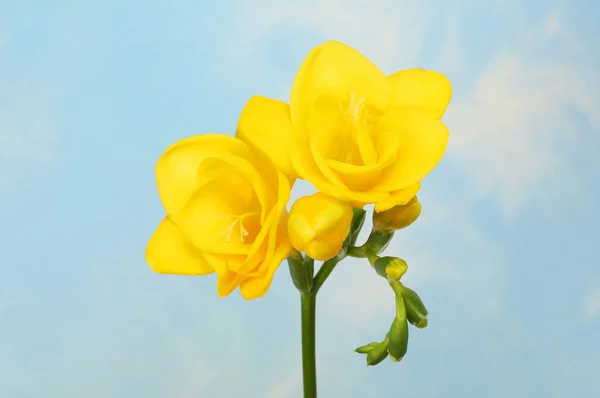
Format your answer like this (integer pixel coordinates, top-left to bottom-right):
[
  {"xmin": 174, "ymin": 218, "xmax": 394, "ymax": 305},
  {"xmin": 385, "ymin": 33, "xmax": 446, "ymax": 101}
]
[{"xmin": 146, "ymin": 41, "xmax": 452, "ymax": 299}]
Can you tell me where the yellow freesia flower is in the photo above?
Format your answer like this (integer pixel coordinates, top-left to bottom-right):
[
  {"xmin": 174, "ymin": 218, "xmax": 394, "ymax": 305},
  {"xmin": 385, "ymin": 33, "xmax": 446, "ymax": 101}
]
[
  {"xmin": 145, "ymin": 134, "xmax": 292, "ymax": 300},
  {"xmin": 287, "ymin": 193, "xmax": 353, "ymax": 261},
  {"xmin": 237, "ymin": 41, "xmax": 451, "ymax": 212}
]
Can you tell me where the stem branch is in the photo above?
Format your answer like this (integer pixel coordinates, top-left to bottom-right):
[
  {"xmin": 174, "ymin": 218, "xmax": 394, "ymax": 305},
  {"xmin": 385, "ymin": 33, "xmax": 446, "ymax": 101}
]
[
  {"xmin": 312, "ymin": 257, "xmax": 341, "ymax": 294},
  {"xmin": 300, "ymin": 292, "xmax": 317, "ymax": 398}
]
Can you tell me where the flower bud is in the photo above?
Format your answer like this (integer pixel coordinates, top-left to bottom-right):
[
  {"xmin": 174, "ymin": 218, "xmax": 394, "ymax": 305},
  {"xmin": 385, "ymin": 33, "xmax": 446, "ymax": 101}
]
[
  {"xmin": 387, "ymin": 317, "xmax": 409, "ymax": 362},
  {"xmin": 286, "ymin": 249, "xmax": 313, "ymax": 294},
  {"xmin": 354, "ymin": 341, "xmax": 379, "ymax": 354},
  {"xmin": 387, "ymin": 296, "xmax": 409, "ymax": 362},
  {"xmin": 373, "ymin": 257, "xmax": 408, "ymax": 281},
  {"xmin": 288, "ymin": 193, "xmax": 353, "ymax": 261},
  {"xmin": 365, "ymin": 336, "xmax": 389, "ymax": 366},
  {"xmin": 401, "ymin": 285, "xmax": 429, "ymax": 329},
  {"xmin": 373, "ymin": 196, "xmax": 422, "ymax": 233}
]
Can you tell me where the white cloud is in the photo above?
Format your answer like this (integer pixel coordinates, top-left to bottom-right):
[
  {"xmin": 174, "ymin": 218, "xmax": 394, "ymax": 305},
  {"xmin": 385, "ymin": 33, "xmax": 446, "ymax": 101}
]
[
  {"xmin": 0, "ymin": 101, "xmax": 56, "ymax": 161},
  {"xmin": 443, "ymin": 9, "xmax": 600, "ymax": 217},
  {"xmin": 584, "ymin": 288, "xmax": 600, "ymax": 321},
  {"xmin": 445, "ymin": 55, "xmax": 598, "ymax": 217},
  {"xmin": 266, "ymin": 368, "xmax": 302, "ymax": 398},
  {"xmin": 543, "ymin": 12, "xmax": 562, "ymax": 37},
  {"xmin": 0, "ymin": 59, "xmax": 57, "ymax": 187},
  {"xmin": 228, "ymin": 0, "xmax": 430, "ymax": 67},
  {"xmin": 435, "ymin": 14, "xmax": 464, "ymax": 76}
]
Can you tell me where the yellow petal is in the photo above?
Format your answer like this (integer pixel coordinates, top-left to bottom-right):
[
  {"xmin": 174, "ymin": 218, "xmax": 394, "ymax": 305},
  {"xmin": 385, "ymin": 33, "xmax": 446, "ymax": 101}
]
[
  {"xmin": 326, "ymin": 156, "xmax": 395, "ymax": 192},
  {"xmin": 213, "ymin": 259, "xmax": 249, "ymax": 298},
  {"xmin": 179, "ymin": 159, "xmax": 259, "ymax": 255},
  {"xmin": 374, "ymin": 183, "xmax": 421, "ymax": 213},
  {"xmin": 239, "ymin": 239, "xmax": 292, "ymax": 300},
  {"xmin": 204, "ymin": 253, "xmax": 251, "ymax": 298},
  {"xmin": 236, "ymin": 95, "xmax": 297, "ymax": 180},
  {"xmin": 306, "ymin": 234, "xmax": 342, "ymax": 261},
  {"xmin": 291, "ymin": 145, "xmax": 349, "ymax": 198},
  {"xmin": 291, "ymin": 145, "xmax": 388, "ymax": 204},
  {"xmin": 241, "ymin": 145, "xmax": 285, "ymax": 217},
  {"xmin": 375, "ymin": 108, "xmax": 449, "ymax": 192},
  {"xmin": 196, "ymin": 155, "xmax": 275, "ymax": 219},
  {"xmin": 216, "ymin": 270, "xmax": 239, "ymax": 297},
  {"xmin": 290, "ymin": 41, "xmax": 392, "ymax": 138},
  {"xmin": 236, "ymin": 209, "xmax": 274, "ymax": 274},
  {"xmin": 306, "ymin": 97, "xmax": 353, "ymax": 188},
  {"xmin": 156, "ymin": 134, "xmax": 252, "ymax": 218},
  {"xmin": 304, "ymin": 94, "xmax": 398, "ymax": 192},
  {"xmin": 145, "ymin": 217, "xmax": 214, "ymax": 275},
  {"xmin": 388, "ymin": 68, "xmax": 452, "ymax": 120},
  {"xmin": 256, "ymin": 170, "xmax": 291, "ymax": 271},
  {"xmin": 241, "ymin": 170, "xmax": 291, "ymax": 282}
]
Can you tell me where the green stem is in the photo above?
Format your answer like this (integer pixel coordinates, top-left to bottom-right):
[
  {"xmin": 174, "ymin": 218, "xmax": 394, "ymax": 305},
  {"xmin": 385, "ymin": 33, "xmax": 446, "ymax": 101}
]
[
  {"xmin": 299, "ymin": 257, "xmax": 342, "ymax": 398},
  {"xmin": 347, "ymin": 245, "xmax": 367, "ymax": 258},
  {"xmin": 301, "ymin": 292, "xmax": 317, "ymax": 398},
  {"xmin": 347, "ymin": 230, "xmax": 395, "ymax": 258},
  {"xmin": 389, "ymin": 280, "xmax": 404, "ymax": 296},
  {"xmin": 312, "ymin": 257, "xmax": 341, "ymax": 294}
]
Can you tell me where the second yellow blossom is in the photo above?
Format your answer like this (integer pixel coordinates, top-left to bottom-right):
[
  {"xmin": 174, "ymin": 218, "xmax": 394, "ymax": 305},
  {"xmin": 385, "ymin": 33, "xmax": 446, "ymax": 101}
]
[{"xmin": 145, "ymin": 134, "xmax": 291, "ymax": 300}]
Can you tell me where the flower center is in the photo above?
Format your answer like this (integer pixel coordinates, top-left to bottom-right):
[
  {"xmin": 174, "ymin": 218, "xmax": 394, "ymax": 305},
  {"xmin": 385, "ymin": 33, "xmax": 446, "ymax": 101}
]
[
  {"xmin": 344, "ymin": 93, "xmax": 367, "ymax": 125},
  {"xmin": 218, "ymin": 211, "xmax": 260, "ymax": 243},
  {"xmin": 338, "ymin": 93, "xmax": 378, "ymax": 166}
]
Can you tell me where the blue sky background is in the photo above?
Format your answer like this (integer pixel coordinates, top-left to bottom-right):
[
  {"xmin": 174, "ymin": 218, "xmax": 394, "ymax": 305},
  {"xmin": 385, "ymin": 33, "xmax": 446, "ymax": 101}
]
[{"xmin": 1, "ymin": 0, "xmax": 600, "ymax": 397}]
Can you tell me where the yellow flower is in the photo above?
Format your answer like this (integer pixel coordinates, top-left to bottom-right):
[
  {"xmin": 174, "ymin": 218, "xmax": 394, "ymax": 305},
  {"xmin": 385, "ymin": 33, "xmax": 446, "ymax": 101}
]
[
  {"xmin": 237, "ymin": 41, "xmax": 451, "ymax": 212},
  {"xmin": 287, "ymin": 193, "xmax": 353, "ymax": 261},
  {"xmin": 145, "ymin": 134, "xmax": 292, "ymax": 300},
  {"xmin": 372, "ymin": 196, "xmax": 422, "ymax": 232}
]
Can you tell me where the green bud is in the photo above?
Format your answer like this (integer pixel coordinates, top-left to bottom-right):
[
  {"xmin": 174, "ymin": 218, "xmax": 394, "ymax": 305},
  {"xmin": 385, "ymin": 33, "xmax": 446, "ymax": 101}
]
[
  {"xmin": 387, "ymin": 296, "xmax": 409, "ymax": 362},
  {"xmin": 373, "ymin": 257, "xmax": 408, "ymax": 281},
  {"xmin": 354, "ymin": 341, "xmax": 379, "ymax": 354},
  {"xmin": 366, "ymin": 337, "xmax": 389, "ymax": 366},
  {"xmin": 401, "ymin": 285, "xmax": 429, "ymax": 329},
  {"xmin": 373, "ymin": 196, "xmax": 422, "ymax": 233},
  {"xmin": 286, "ymin": 250, "xmax": 313, "ymax": 294}
]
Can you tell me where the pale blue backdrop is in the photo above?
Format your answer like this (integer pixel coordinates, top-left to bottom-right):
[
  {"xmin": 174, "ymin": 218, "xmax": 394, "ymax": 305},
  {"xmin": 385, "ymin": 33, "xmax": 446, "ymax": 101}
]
[{"xmin": 1, "ymin": 1, "xmax": 599, "ymax": 397}]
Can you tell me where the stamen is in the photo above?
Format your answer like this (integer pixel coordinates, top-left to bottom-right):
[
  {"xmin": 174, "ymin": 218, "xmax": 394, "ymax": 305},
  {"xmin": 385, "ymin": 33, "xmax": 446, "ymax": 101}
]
[
  {"xmin": 348, "ymin": 93, "xmax": 366, "ymax": 124},
  {"xmin": 340, "ymin": 93, "xmax": 378, "ymax": 165},
  {"xmin": 217, "ymin": 212, "xmax": 259, "ymax": 243}
]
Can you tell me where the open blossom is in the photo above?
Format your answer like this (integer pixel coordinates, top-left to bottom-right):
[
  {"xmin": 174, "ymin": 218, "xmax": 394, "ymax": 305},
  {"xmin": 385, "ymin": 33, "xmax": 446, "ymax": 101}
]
[
  {"xmin": 145, "ymin": 134, "xmax": 291, "ymax": 299},
  {"xmin": 238, "ymin": 40, "xmax": 451, "ymax": 212}
]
